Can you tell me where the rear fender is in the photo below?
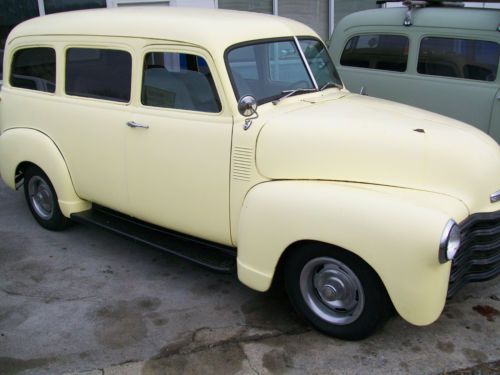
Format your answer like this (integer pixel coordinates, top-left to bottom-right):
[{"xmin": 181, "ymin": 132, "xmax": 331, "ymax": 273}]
[{"xmin": 0, "ymin": 128, "xmax": 90, "ymax": 216}]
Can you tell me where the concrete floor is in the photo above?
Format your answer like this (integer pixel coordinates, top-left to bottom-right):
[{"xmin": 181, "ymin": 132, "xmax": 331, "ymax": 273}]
[{"xmin": 0, "ymin": 179, "xmax": 498, "ymax": 375}]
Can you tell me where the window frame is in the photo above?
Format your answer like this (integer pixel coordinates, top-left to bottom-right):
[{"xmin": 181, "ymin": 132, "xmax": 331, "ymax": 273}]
[
  {"xmin": 225, "ymin": 36, "xmax": 341, "ymax": 106},
  {"xmin": 339, "ymin": 32, "xmax": 410, "ymax": 74},
  {"xmin": 224, "ymin": 36, "xmax": 318, "ymax": 105},
  {"xmin": 9, "ymin": 45, "xmax": 57, "ymax": 94},
  {"xmin": 63, "ymin": 44, "xmax": 134, "ymax": 105},
  {"xmin": 139, "ymin": 45, "xmax": 225, "ymax": 115},
  {"xmin": 416, "ymin": 34, "xmax": 500, "ymax": 83}
]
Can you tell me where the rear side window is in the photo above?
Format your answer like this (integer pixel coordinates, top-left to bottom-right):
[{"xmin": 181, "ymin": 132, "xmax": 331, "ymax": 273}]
[
  {"xmin": 340, "ymin": 34, "xmax": 409, "ymax": 72},
  {"xmin": 142, "ymin": 52, "xmax": 221, "ymax": 113},
  {"xmin": 10, "ymin": 47, "xmax": 56, "ymax": 93},
  {"xmin": 66, "ymin": 48, "xmax": 132, "ymax": 102},
  {"xmin": 418, "ymin": 37, "xmax": 499, "ymax": 82}
]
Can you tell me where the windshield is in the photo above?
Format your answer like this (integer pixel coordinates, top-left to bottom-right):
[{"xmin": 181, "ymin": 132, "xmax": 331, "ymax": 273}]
[{"xmin": 226, "ymin": 37, "xmax": 342, "ymax": 105}]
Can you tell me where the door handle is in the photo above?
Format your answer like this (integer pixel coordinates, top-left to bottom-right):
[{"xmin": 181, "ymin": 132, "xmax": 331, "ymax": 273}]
[{"xmin": 126, "ymin": 121, "xmax": 149, "ymax": 129}]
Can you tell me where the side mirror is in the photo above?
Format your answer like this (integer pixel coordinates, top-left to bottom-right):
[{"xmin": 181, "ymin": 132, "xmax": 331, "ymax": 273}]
[
  {"xmin": 237, "ymin": 95, "xmax": 259, "ymax": 130},
  {"xmin": 237, "ymin": 95, "xmax": 258, "ymax": 117}
]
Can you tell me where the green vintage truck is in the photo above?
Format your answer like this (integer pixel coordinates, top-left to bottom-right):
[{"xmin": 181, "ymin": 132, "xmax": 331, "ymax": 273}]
[{"xmin": 329, "ymin": 0, "xmax": 500, "ymax": 142}]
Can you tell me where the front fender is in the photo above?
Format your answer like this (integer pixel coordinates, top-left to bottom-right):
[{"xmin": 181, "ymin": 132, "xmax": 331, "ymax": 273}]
[
  {"xmin": 0, "ymin": 128, "xmax": 90, "ymax": 216},
  {"xmin": 237, "ymin": 180, "xmax": 469, "ymax": 326}
]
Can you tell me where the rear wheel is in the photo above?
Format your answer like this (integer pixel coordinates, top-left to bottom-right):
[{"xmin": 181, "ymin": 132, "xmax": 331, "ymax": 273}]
[
  {"xmin": 284, "ymin": 243, "xmax": 390, "ymax": 340},
  {"xmin": 23, "ymin": 165, "xmax": 70, "ymax": 231}
]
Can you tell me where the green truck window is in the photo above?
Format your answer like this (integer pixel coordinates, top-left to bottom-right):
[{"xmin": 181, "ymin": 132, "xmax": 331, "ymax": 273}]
[
  {"xmin": 418, "ymin": 37, "xmax": 499, "ymax": 82},
  {"xmin": 340, "ymin": 34, "xmax": 409, "ymax": 72}
]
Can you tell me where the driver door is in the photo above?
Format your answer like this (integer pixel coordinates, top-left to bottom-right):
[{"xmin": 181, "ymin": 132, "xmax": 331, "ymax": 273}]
[{"xmin": 125, "ymin": 45, "xmax": 233, "ymax": 245}]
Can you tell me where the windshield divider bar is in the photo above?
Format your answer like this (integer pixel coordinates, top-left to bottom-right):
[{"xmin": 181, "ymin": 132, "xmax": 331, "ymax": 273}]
[{"xmin": 294, "ymin": 36, "xmax": 318, "ymax": 91}]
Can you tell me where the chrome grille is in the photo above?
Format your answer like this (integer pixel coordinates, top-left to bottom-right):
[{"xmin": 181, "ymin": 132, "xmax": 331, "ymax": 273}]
[{"xmin": 447, "ymin": 210, "xmax": 500, "ymax": 298}]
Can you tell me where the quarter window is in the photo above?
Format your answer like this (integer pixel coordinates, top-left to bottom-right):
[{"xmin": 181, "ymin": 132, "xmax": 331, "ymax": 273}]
[
  {"xmin": 66, "ymin": 48, "xmax": 132, "ymax": 102},
  {"xmin": 10, "ymin": 47, "xmax": 56, "ymax": 93},
  {"xmin": 340, "ymin": 34, "xmax": 409, "ymax": 72},
  {"xmin": 142, "ymin": 52, "xmax": 221, "ymax": 113},
  {"xmin": 418, "ymin": 37, "xmax": 499, "ymax": 82}
]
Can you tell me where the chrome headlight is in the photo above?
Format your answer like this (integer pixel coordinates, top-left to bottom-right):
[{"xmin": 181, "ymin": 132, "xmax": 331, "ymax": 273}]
[{"xmin": 439, "ymin": 219, "xmax": 461, "ymax": 264}]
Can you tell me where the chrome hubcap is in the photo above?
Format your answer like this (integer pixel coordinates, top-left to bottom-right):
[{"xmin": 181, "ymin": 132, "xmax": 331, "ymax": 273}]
[
  {"xmin": 300, "ymin": 257, "xmax": 364, "ymax": 325},
  {"xmin": 28, "ymin": 176, "xmax": 54, "ymax": 220}
]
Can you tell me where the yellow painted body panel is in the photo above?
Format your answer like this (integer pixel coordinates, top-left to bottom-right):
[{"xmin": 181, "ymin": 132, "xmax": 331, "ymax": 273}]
[
  {"xmin": 127, "ymin": 44, "xmax": 233, "ymax": 245},
  {"xmin": 256, "ymin": 94, "xmax": 500, "ymax": 214},
  {"xmin": 0, "ymin": 128, "xmax": 90, "ymax": 216},
  {"xmin": 237, "ymin": 181, "xmax": 469, "ymax": 325}
]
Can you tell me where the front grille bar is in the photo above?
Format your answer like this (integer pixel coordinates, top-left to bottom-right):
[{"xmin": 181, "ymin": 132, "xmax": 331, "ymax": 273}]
[{"xmin": 447, "ymin": 210, "xmax": 500, "ymax": 298}]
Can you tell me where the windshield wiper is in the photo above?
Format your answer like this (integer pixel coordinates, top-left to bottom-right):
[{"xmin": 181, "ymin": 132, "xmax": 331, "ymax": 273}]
[
  {"xmin": 272, "ymin": 88, "xmax": 317, "ymax": 105},
  {"xmin": 319, "ymin": 81, "xmax": 343, "ymax": 91}
]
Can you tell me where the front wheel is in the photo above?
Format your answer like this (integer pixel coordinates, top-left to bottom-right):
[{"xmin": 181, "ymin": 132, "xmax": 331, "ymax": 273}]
[
  {"xmin": 24, "ymin": 165, "xmax": 70, "ymax": 231},
  {"xmin": 284, "ymin": 244, "xmax": 391, "ymax": 340}
]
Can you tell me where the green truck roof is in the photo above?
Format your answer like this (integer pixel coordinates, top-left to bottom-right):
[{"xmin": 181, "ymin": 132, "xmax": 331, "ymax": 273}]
[{"xmin": 336, "ymin": 7, "xmax": 500, "ymax": 33}]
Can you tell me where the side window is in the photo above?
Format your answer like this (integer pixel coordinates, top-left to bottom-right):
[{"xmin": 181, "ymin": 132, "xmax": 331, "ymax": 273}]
[
  {"xmin": 10, "ymin": 47, "xmax": 56, "ymax": 93},
  {"xmin": 340, "ymin": 34, "xmax": 409, "ymax": 72},
  {"xmin": 66, "ymin": 48, "xmax": 132, "ymax": 102},
  {"xmin": 418, "ymin": 37, "xmax": 499, "ymax": 82},
  {"xmin": 142, "ymin": 52, "xmax": 221, "ymax": 113}
]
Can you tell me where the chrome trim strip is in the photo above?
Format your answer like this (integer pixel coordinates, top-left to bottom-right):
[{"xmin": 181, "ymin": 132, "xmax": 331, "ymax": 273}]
[
  {"xmin": 294, "ymin": 36, "xmax": 319, "ymax": 91},
  {"xmin": 491, "ymin": 190, "xmax": 500, "ymax": 203}
]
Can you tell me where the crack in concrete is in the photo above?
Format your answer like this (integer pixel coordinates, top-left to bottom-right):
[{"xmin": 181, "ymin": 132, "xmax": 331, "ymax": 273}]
[
  {"xmin": 0, "ymin": 287, "xmax": 97, "ymax": 302},
  {"xmin": 152, "ymin": 325, "xmax": 310, "ymax": 362},
  {"xmin": 240, "ymin": 343, "xmax": 260, "ymax": 375}
]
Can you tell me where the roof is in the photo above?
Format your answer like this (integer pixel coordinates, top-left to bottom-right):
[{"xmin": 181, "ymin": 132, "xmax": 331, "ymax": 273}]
[
  {"xmin": 336, "ymin": 7, "xmax": 500, "ymax": 33},
  {"xmin": 7, "ymin": 7, "xmax": 316, "ymax": 53}
]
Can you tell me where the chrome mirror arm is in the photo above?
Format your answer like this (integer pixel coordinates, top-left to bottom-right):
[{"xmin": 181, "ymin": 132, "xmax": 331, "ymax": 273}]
[{"xmin": 243, "ymin": 111, "xmax": 259, "ymax": 131}]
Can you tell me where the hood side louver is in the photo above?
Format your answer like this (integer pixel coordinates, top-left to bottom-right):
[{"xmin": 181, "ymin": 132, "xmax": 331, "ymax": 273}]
[{"xmin": 232, "ymin": 146, "xmax": 253, "ymax": 182}]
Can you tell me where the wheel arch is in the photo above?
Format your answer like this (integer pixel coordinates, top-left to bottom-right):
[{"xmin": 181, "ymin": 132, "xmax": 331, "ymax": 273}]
[
  {"xmin": 0, "ymin": 128, "xmax": 90, "ymax": 216},
  {"xmin": 236, "ymin": 180, "xmax": 467, "ymax": 326},
  {"xmin": 15, "ymin": 160, "xmax": 37, "ymax": 185},
  {"xmin": 272, "ymin": 240, "xmax": 390, "ymax": 304}
]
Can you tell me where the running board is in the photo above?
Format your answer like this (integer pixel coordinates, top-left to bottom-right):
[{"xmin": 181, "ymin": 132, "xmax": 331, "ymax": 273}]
[{"xmin": 71, "ymin": 206, "xmax": 236, "ymax": 273}]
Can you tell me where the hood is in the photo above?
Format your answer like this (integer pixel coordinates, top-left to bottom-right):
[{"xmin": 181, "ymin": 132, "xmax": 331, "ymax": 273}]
[{"xmin": 256, "ymin": 93, "xmax": 500, "ymax": 213}]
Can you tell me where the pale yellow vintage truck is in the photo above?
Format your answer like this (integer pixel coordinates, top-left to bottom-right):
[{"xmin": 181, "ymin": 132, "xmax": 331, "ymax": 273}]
[{"xmin": 0, "ymin": 7, "xmax": 499, "ymax": 340}]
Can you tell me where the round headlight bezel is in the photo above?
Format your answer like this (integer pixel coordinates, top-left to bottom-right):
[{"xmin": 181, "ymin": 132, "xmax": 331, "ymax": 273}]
[{"xmin": 439, "ymin": 219, "xmax": 461, "ymax": 264}]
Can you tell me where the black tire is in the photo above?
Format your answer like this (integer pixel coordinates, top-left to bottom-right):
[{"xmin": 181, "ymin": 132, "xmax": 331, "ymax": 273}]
[
  {"xmin": 23, "ymin": 165, "xmax": 70, "ymax": 231},
  {"xmin": 284, "ymin": 243, "xmax": 391, "ymax": 340}
]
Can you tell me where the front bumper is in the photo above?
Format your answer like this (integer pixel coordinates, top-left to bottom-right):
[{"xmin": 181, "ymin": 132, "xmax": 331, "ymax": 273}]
[{"xmin": 448, "ymin": 210, "xmax": 500, "ymax": 298}]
